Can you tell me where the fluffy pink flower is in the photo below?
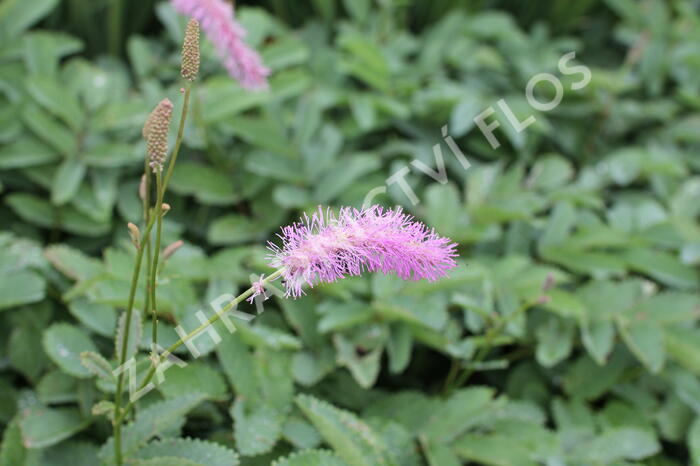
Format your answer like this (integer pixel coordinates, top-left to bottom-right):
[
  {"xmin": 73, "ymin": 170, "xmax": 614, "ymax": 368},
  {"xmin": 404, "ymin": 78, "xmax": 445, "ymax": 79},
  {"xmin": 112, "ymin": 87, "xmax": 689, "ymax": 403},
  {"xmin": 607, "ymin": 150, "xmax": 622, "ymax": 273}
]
[
  {"xmin": 171, "ymin": 0, "xmax": 269, "ymax": 89},
  {"xmin": 268, "ymin": 206, "xmax": 458, "ymax": 298}
]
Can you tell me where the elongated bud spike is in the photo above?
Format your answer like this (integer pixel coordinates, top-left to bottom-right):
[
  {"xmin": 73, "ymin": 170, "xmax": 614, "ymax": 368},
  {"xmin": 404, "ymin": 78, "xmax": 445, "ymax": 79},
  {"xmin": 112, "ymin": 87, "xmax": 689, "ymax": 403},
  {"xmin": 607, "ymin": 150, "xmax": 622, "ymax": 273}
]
[
  {"xmin": 143, "ymin": 98, "xmax": 173, "ymax": 173},
  {"xmin": 181, "ymin": 19, "xmax": 200, "ymax": 81},
  {"xmin": 127, "ymin": 222, "xmax": 141, "ymax": 249},
  {"xmin": 163, "ymin": 240, "xmax": 184, "ymax": 262}
]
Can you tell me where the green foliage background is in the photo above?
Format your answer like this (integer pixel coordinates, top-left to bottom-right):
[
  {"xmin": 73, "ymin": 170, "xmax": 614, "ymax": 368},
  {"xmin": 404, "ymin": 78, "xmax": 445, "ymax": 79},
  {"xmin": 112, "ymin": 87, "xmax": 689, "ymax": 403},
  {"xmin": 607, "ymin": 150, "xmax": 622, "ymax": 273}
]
[{"xmin": 1, "ymin": 0, "xmax": 700, "ymax": 464}]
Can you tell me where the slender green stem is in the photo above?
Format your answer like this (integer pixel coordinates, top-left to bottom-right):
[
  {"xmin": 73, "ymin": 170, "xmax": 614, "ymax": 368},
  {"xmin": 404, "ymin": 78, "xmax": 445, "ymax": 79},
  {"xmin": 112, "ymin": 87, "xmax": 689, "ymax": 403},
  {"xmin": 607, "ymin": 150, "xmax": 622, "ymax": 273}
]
[
  {"xmin": 113, "ymin": 213, "xmax": 156, "ymax": 466},
  {"xmin": 107, "ymin": 0, "xmax": 122, "ymax": 56},
  {"xmin": 148, "ymin": 80, "xmax": 191, "ymax": 352},
  {"xmin": 143, "ymin": 165, "xmax": 153, "ymax": 353},
  {"xmin": 162, "ymin": 82, "xmax": 191, "ymax": 193},
  {"xmin": 446, "ymin": 299, "xmax": 538, "ymax": 393},
  {"xmin": 149, "ymin": 173, "xmax": 164, "ymax": 353},
  {"xmin": 114, "ymin": 81, "xmax": 192, "ymax": 464},
  {"xmin": 118, "ymin": 269, "xmax": 285, "ymax": 421}
]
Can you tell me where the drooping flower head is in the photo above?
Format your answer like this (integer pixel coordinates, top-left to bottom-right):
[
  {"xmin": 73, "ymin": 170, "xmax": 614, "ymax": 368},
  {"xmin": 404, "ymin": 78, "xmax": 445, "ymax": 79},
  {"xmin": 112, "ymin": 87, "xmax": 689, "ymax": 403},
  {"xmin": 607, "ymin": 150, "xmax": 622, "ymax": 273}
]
[
  {"xmin": 171, "ymin": 0, "xmax": 269, "ymax": 89},
  {"xmin": 268, "ymin": 206, "xmax": 458, "ymax": 298}
]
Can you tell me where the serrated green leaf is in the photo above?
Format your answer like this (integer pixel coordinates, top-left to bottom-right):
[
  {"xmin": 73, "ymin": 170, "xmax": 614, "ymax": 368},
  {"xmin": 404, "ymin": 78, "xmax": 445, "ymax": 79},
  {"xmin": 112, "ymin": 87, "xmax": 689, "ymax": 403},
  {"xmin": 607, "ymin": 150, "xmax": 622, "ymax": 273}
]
[
  {"xmin": 538, "ymin": 201, "xmax": 576, "ymax": 249},
  {"xmin": 581, "ymin": 319, "xmax": 615, "ymax": 365},
  {"xmin": 371, "ymin": 418, "xmax": 421, "ymax": 466},
  {"xmin": 51, "ymin": 158, "xmax": 86, "ymax": 205},
  {"xmin": 131, "ymin": 459, "xmax": 200, "ymax": 466},
  {"xmin": 580, "ymin": 427, "xmax": 660, "ymax": 462},
  {"xmin": 37, "ymin": 371, "xmax": 78, "ymax": 404},
  {"xmin": 43, "ymin": 323, "xmax": 98, "ymax": 378},
  {"xmin": 9, "ymin": 325, "xmax": 50, "ymax": 382},
  {"xmin": 45, "ymin": 244, "xmax": 104, "ymax": 281},
  {"xmin": 666, "ymin": 327, "xmax": 700, "ymax": 376},
  {"xmin": 0, "ymin": 270, "xmax": 45, "ymax": 310},
  {"xmin": 689, "ymin": 417, "xmax": 700, "ymax": 465},
  {"xmin": 0, "ymin": 0, "xmax": 59, "ymax": 39},
  {"xmin": 282, "ymin": 416, "xmax": 322, "ymax": 449},
  {"xmin": 421, "ymin": 387, "xmax": 495, "ymax": 443},
  {"xmin": 169, "ymin": 162, "xmax": 237, "ymax": 205},
  {"xmin": 617, "ymin": 318, "xmax": 665, "ymax": 373},
  {"xmin": 25, "ymin": 76, "xmax": 84, "ymax": 131},
  {"xmin": 563, "ymin": 352, "xmax": 628, "ymax": 400},
  {"xmin": 232, "ymin": 398, "xmax": 283, "ymax": 456},
  {"xmin": 158, "ymin": 362, "xmax": 227, "ymax": 400},
  {"xmin": 6, "ymin": 193, "xmax": 56, "ymax": 228},
  {"xmin": 68, "ymin": 298, "xmax": 116, "ymax": 337},
  {"xmin": 625, "ymin": 248, "xmax": 699, "ymax": 290},
  {"xmin": 318, "ymin": 302, "xmax": 374, "ymax": 333},
  {"xmin": 0, "ymin": 418, "xmax": 27, "ymax": 466},
  {"xmin": 0, "ymin": 137, "xmax": 59, "ymax": 168},
  {"xmin": 422, "ymin": 441, "xmax": 461, "ymax": 466},
  {"xmin": 365, "ymin": 391, "xmax": 440, "ymax": 436},
  {"xmin": 133, "ymin": 438, "xmax": 239, "ymax": 466},
  {"xmin": 453, "ymin": 431, "xmax": 540, "ymax": 466},
  {"xmin": 296, "ymin": 394, "xmax": 391, "ymax": 466},
  {"xmin": 99, "ymin": 393, "xmax": 206, "ymax": 462},
  {"xmin": 535, "ymin": 316, "xmax": 574, "ymax": 367},
  {"xmin": 208, "ymin": 214, "xmax": 266, "ymax": 245},
  {"xmin": 216, "ymin": 333, "xmax": 260, "ymax": 402},
  {"xmin": 79, "ymin": 351, "xmax": 113, "ymax": 379},
  {"xmin": 272, "ymin": 449, "xmax": 347, "ymax": 466},
  {"xmin": 38, "ymin": 441, "xmax": 99, "ymax": 466},
  {"xmin": 387, "ymin": 323, "xmax": 412, "ymax": 374},
  {"xmin": 255, "ymin": 348, "xmax": 295, "ymax": 412},
  {"xmin": 20, "ymin": 407, "xmax": 90, "ymax": 449},
  {"xmin": 333, "ymin": 334, "xmax": 381, "ymax": 388},
  {"xmin": 21, "ymin": 104, "xmax": 76, "ymax": 157}
]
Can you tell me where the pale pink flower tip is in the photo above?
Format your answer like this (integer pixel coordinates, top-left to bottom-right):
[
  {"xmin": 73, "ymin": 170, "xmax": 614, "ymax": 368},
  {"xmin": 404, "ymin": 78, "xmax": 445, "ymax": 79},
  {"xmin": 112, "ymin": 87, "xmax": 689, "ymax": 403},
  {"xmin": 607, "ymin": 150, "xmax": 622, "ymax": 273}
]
[
  {"xmin": 171, "ymin": 0, "xmax": 270, "ymax": 90},
  {"xmin": 246, "ymin": 274, "xmax": 267, "ymax": 304},
  {"xmin": 268, "ymin": 206, "xmax": 459, "ymax": 298}
]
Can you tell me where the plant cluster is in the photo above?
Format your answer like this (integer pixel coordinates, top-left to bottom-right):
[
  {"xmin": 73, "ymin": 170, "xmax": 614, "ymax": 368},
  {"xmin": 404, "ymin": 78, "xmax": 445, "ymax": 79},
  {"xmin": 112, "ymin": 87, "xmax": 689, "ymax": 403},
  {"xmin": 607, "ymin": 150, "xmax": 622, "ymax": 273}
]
[{"xmin": 0, "ymin": 0, "xmax": 700, "ymax": 465}]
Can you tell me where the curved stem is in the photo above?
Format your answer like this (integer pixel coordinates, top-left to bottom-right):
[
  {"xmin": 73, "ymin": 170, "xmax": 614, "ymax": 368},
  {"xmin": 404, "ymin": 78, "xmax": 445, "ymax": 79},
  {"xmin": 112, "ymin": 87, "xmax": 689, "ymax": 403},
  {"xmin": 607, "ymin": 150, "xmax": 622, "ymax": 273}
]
[{"xmin": 118, "ymin": 269, "xmax": 285, "ymax": 421}]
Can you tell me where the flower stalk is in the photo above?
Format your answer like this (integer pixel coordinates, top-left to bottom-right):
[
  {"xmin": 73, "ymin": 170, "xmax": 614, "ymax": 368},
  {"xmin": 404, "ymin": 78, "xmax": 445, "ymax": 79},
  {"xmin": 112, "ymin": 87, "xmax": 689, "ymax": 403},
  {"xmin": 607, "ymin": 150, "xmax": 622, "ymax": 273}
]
[
  {"xmin": 113, "ymin": 24, "xmax": 198, "ymax": 462},
  {"xmin": 117, "ymin": 268, "xmax": 285, "ymax": 422}
]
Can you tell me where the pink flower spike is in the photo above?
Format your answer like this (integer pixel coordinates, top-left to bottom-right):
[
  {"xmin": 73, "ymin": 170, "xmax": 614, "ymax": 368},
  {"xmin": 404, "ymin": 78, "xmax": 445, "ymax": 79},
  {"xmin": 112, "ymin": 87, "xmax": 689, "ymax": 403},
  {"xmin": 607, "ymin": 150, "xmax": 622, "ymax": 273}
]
[
  {"xmin": 246, "ymin": 274, "xmax": 267, "ymax": 304},
  {"xmin": 171, "ymin": 0, "xmax": 270, "ymax": 90},
  {"xmin": 268, "ymin": 205, "xmax": 459, "ymax": 298}
]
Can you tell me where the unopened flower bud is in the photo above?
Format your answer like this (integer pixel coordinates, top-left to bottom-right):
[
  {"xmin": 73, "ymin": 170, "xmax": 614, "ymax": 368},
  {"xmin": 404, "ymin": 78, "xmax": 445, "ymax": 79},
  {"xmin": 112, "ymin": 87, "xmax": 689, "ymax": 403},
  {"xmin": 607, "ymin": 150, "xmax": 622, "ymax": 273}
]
[
  {"xmin": 143, "ymin": 98, "xmax": 173, "ymax": 173},
  {"xmin": 162, "ymin": 240, "xmax": 184, "ymax": 261},
  {"xmin": 542, "ymin": 273, "xmax": 555, "ymax": 292},
  {"xmin": 139, "ymin": 174, "xmax": 147, "ymax": 201},
  {"xmin": 161, "ymin": 203, "xmax": 171, "ymax": 215},
  {"xmin": 181, "ymin": 19, "xmax": 200, "ymax": 81},
  {"xmin": 127, "ymin": 222, "xmax": 141, "ymax": 249}
]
